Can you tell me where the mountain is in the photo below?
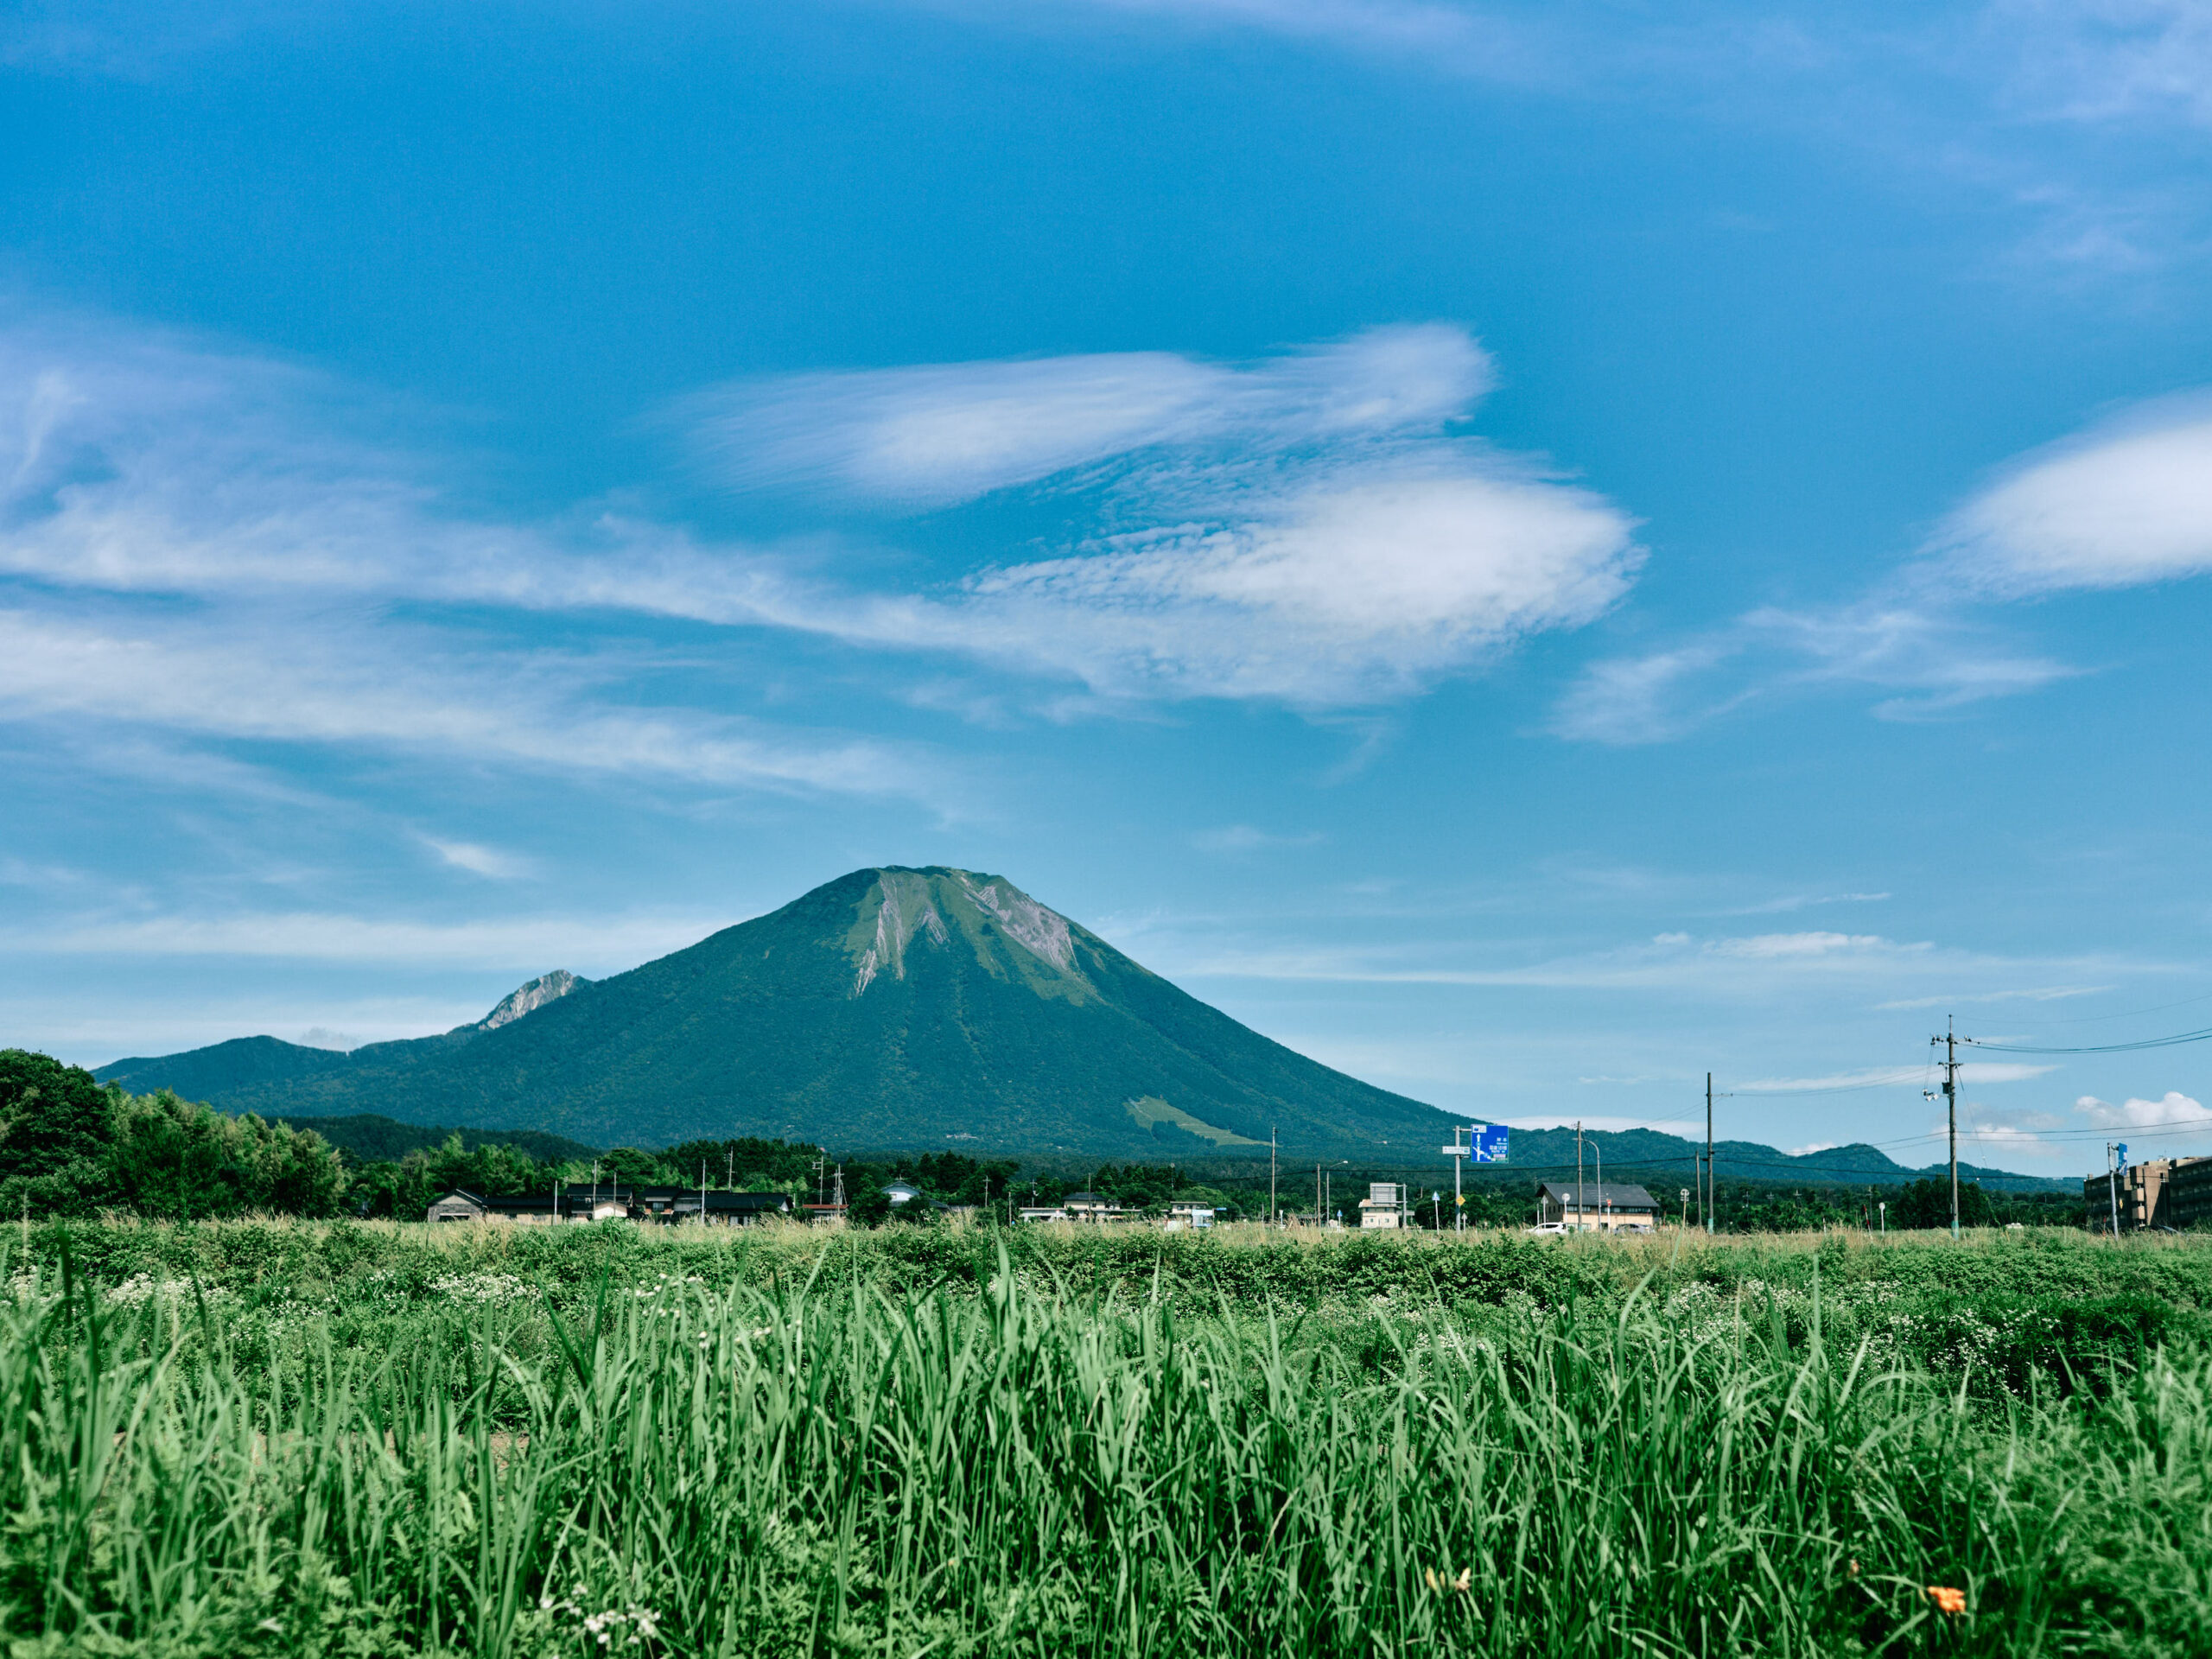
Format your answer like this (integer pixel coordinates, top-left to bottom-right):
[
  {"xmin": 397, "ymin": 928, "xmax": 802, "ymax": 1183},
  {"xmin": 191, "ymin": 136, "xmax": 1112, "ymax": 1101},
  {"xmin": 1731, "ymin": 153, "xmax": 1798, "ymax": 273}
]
[
  {"xmin": 87, "ymin": 865, "xmax": 2081, "ymax": 1189},
  {"xmin": 262, "ymin": 1114, "xmax": 602, "ymax": 1166},
  {"xmin": 95, "ymin": 867, "xmax": 1471, "ymax": 1158},
  {"xmin": 1454, "ymin": 1126, "xmax": 2073, "ymax": 1195}
]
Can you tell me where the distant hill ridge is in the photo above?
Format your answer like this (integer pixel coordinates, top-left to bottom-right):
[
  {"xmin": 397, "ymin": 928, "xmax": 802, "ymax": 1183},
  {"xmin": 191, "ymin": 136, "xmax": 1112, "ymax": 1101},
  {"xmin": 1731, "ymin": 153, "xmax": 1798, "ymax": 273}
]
[{"xmin": 91, "ymin": 865, "xmax": 2075, "ymax": 1189}]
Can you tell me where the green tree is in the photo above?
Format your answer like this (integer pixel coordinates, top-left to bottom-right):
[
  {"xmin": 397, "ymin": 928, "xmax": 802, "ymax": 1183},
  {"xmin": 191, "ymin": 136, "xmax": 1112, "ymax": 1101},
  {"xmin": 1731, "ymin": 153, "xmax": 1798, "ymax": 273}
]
[
  {"xmin": 1891, "ymin": 1177, "xmax": 1996, "ymax": 1230},
  {"xmin": 0, "ymin": 1050, "xmax": 118, "ymax": 1217},
  {"xmin": 107, "ymin": 1090, "xmax": 345, "ymax": 1218}
]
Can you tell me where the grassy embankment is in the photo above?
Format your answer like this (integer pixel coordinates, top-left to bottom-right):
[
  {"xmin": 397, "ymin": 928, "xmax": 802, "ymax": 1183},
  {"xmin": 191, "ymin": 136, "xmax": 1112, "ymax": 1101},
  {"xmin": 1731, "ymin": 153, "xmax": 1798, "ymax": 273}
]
[{"xmin": 2, "ymin": 1221, "xmax": 2208, "ymax": 1656}]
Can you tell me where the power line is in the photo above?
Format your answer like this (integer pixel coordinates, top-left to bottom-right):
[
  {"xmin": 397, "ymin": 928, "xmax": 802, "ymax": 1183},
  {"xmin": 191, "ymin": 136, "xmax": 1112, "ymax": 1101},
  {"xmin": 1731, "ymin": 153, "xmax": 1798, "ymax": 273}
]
[{"xmin": 1967, "ymin": 1027, "xmax": 2212, "ymax": 1054}]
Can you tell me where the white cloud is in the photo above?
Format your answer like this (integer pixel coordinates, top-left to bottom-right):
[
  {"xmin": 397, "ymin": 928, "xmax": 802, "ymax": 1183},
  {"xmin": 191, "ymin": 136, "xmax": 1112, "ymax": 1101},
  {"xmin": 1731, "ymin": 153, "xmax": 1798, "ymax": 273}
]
[
  {"xmin": 934, "ymin": 465, "xmax": 1638, "ymax": 702},
  {"xmin": 1730, "ymin": 891, "xmax": 1891, "ymax": 915},
  {"xmin": 1707, "ymin": 931, "xmax": 1897, "ymax": 959},
  {"xmin": 674, "ymin": 328, "xmax": 1640, "ymax": 705},
  {"xmin": 1738, "ymin": 1061, "xmax": 2054, "ymax": 1090},
  {"xmin": 420, "ymin": 836, "xmax": 534, "ymax": 880},
  {"xmin": 683, "ymin": 325, "xmax": 1493, "ymax": 508},
  {"xmin": 0, "ymin": 608, "xmax": 940, "ymax": 801},
  {"xmin": 11, "ymin": 908, "xmax": 726, "ymax": 970},
  {"xmin": 2075, "ymin": 1089, "xmax": 2209, "ymax": 1128},
  {"xmin": 1992, "ymin": 0, "xmax": 2212, "ymax": 129},
  {"xmin": 0, "ymin": 311, "xmax": 974, "ymax": 805},
  {"xmin": 1, "ymin": 311, "xmax": 1634, "ymax": 715},
  {"xmin": 1932, "ymin": 394, "xmax": 2212, "ymax": 592},
  {"xmin": 1191, "ymin": 824, "xmax": 1327, "ymax": 852},
  {"xmin": 296, "ymin": 1027, "xmax": 359, "ymax": 1052},
  {"xmin": 1875, "ymin": 985, "xmax": 2108, "ymax": 1009},
  {"xmin": 1786, "ymin": 1141, "xmax": 1840, "ymax": 1155},
  {"xmin": 1553, "ymin": 601, "xmax": 2075, "ymax": 744}
]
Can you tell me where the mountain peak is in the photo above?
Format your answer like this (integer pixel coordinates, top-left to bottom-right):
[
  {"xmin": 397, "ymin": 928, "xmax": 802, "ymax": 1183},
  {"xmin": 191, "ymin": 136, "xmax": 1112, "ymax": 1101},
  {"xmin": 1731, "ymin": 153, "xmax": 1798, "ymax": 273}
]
[
  {"xmin": 477, "ymin": 969, "xmax": 588, "ymax": 1030},
  {"xmin": 843, "ymin": 867, "xmax": 1088, "ymax": 1001}
]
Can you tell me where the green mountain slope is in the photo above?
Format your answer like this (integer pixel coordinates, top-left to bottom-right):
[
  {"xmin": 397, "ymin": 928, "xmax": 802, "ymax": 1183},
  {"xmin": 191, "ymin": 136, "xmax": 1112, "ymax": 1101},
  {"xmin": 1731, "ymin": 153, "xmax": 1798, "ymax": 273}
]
[{"xmin": 97, "ymin": 868, "xmax": 1468, "ymax": 1157}]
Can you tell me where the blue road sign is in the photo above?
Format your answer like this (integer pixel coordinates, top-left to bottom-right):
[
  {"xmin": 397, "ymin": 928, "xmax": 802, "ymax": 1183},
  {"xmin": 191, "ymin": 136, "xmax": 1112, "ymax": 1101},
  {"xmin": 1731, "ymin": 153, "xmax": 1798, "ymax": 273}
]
[{"xmin": 1471, "ymin": 1124, "xmax": 1510, "ymax": 1163}]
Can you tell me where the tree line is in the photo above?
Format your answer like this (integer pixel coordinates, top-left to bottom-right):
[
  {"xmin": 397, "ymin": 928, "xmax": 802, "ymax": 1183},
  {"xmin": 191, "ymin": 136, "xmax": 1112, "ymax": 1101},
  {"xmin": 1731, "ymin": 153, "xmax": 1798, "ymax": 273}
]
[{"xmin": 0, "ymin": 1048, "xmax": 2097, "ymax": 1229}]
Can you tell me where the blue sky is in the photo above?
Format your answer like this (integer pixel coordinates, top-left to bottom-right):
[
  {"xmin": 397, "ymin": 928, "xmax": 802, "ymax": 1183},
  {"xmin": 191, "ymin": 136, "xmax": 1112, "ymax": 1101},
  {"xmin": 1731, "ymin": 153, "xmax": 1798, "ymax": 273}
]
[{"xmin": 5, "ymin": 0, "xmax": 2212, "ymax": 1177}]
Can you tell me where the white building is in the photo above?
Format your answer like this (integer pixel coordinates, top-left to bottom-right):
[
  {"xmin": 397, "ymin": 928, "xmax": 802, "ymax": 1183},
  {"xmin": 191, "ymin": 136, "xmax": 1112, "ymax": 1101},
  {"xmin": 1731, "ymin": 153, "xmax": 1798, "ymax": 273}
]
[{"xmin": 1357, "ymin": 1182, "xmax": 1405, "ymax": 1230}]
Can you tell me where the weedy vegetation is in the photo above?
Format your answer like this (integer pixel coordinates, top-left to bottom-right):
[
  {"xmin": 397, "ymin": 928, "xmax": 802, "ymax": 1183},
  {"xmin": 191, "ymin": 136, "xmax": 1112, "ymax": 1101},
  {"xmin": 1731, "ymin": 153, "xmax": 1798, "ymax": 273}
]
[{"xmin": 1, "ymin": 1220, "xmax": 2207, "ymax": 1656}]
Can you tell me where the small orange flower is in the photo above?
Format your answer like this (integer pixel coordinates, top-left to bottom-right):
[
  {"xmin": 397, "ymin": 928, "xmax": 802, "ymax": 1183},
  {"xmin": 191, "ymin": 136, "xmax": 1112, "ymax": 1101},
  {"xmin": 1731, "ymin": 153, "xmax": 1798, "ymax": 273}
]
[{"xmin": 1927, "ymin": 1586, "xmax": 1967, "ymax": 1617}]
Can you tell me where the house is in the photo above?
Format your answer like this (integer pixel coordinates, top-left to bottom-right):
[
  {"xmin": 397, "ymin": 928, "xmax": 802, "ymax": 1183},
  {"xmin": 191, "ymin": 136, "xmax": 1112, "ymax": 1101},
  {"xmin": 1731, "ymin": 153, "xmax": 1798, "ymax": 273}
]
[
  {"xmin": 1017, "ymin": 1205, "xmax": 1069, "ymax": 1223},
  {"xmin": 640, "ymin": 1188, "xmax": 794, "ymax": 1225},
  {"xmin": 1062, "ymin": 1191, "xmax": 1135, "ymax": 1223},
  {"xmin": 2088, "ymin": 1156, "xmax": 2212, "ymax": 1231},
  {"xmin": 1165, "ymin": 1200, "xmax": 1215, "ymax": 1230},
  {"xmin": 1356, "ymin": 1182, "xmax": 1404, "ymax": 1230},
  {"xmin": 422, "ymin": 1185, "xmax": 791, "ymax": 1226},
  {"xmin": 427, "ymin": 1189, "xmax": 492, "ymax": 1224},
  {"xmin": 425, "ymin": 1186, "xmax": 626, "ymax": 1224},
  {"xmin": 884, "ymin": 1180, "xmax": 925, "ymax": 1207},
  {"xmin": 1535, "ymin": 1181, "xmax": 1658, "ymax": 1233}
]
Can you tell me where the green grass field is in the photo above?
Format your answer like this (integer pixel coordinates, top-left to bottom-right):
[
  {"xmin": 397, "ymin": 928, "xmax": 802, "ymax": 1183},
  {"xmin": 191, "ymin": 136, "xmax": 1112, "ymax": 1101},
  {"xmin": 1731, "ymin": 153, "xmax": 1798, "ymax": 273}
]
[{"xmin": 3, "ymin": 1220, "xmax": 2208, "ymax": 1656}]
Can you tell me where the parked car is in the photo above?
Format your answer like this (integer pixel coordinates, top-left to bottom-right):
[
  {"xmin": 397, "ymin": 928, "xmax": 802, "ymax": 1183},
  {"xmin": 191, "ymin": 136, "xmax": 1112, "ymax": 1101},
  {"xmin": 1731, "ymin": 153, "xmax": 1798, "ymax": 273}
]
[{"xmin": 1524, "ymin": 1223, "xmax": 1568, "ymax": 1236}]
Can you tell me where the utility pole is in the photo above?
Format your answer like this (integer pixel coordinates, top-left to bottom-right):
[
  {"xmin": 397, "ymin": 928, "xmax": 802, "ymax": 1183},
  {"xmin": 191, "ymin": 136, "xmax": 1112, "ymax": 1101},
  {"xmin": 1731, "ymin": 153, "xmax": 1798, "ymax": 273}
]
[
  {"xmin": 1575, "ymin": 1121, "xmax": 1585, "ymax": 1235},
  {"xmin": 1594, "ymin": 1139, "xmax": 1605, "ymax": 1233},
  {"xmin": 1315, "ymin": 1164, "xmax": 1322, "ymax": 1227},
  {"xmin": 1930, "ymin": 1020, "xmax": 1961, "ymax": 1239},
  {"xmin": 700, "ymin": 1160, "xmax": 707, "ymax": 1226},
  {"xmin": 2107, "ymin": 1141, "xmax": 2123, "ymax": 1238},
  {"xmin": 1269, "ymin": 1127, "xmax": 1277, "ymax": 1226},
  {"xmin": 1704, "ymin": 1073, "xmax": 1714, "ymax": 1236}
]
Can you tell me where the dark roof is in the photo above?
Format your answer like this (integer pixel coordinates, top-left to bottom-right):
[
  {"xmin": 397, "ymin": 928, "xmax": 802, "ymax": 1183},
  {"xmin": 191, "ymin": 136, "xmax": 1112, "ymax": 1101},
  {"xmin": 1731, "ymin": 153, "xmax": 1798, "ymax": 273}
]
[
  {"xmin": 1064, "ymin": 1192, "xmax": 1110, "ymax": 1205},
  {"xmin": 1537, "ymin": 1181, "xmax": 1659, "ymax": 1210}
]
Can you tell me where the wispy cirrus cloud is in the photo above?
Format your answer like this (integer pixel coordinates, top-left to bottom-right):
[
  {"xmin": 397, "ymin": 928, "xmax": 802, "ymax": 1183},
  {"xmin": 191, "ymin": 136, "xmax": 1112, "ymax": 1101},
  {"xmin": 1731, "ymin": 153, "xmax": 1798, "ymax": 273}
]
[
  {"xmin": 675, "ymin": 327, "xmax": 1642, "ymax": 704},
  {"xmin": 1552, "ymin": 601, "xmax": 2075, "ymax": 745},
  {"xmin": 3, "ymin": 310, "xmax": 1637, "ymax": 719},
  {"xmin": 682, "ymin": 324, "xmax": 1495, "ymax": 508},
  {"xmin": 1738, "ymin": 1061, "xmax": 2055, "ymax": 1091},
  {"xmin": 0, "ymin": 308, "xmax": 971, "ymax": 808},
  {"xmin": 11, "ymin": 907, "xmax": 728, "ymax": 970}
]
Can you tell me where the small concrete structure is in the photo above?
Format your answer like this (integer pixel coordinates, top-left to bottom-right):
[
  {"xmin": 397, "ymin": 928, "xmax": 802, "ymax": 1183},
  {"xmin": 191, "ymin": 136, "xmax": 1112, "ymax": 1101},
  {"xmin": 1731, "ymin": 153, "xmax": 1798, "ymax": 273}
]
[{"xmin": 1165, "ymin": 1201, "xmax": 1216, "ymax": 1230}]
